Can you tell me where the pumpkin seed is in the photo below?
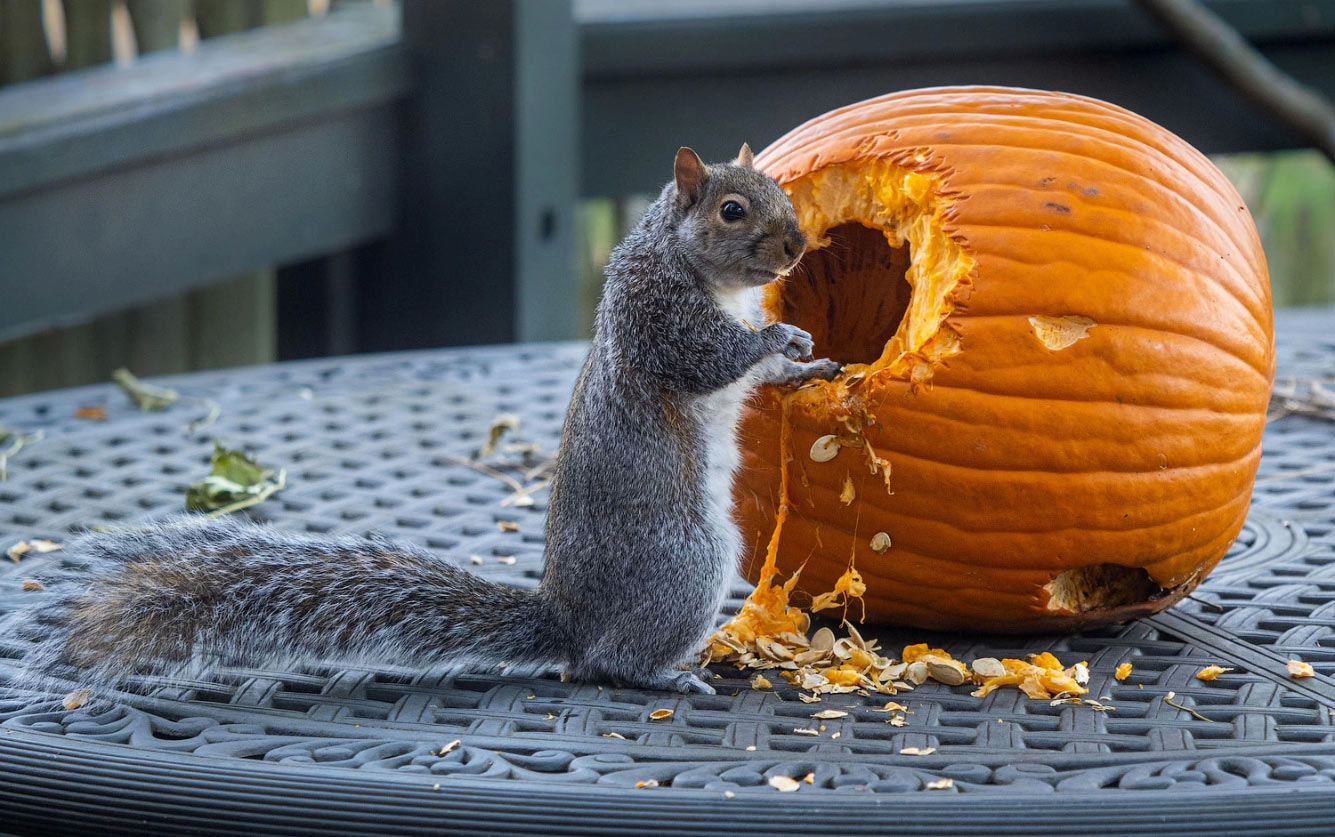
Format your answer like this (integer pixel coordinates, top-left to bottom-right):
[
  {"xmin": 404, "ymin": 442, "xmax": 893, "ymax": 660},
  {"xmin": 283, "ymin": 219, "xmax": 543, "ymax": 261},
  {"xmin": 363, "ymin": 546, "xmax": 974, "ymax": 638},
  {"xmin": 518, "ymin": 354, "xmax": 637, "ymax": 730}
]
[
  {"xmin": 809, "ymin": 435, "xmax": 840, "ymax": 462},
  {"xmin": 927, "ymin": 661, "xmax": 967, "ymax": 686},
  {"xmin": 971, "ymin": 657, "xmax": 1006, "ymax": 678}
]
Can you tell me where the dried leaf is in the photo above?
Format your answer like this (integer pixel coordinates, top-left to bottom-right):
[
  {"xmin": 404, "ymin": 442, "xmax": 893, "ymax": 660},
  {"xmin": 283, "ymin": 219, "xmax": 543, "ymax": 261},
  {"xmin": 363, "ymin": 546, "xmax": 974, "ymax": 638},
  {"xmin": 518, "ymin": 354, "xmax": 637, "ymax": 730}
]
[
  {"xmin": 480, "ymin": 414, "xmax": 521, "ymax": 457},
  {"xmin": 74, "ymin": 405, "xmax": 107, "ymax": 421},
  {"xmin": 112, "ymin": 367, "xmax": 178, "ymax": 411},
  {"xmin": 4, "ymin": 539, "xmax": 60, "ymax": 563},
  {"xmin": 0, "ymin": 426, "xmax": 43, "ymax": 482},
  {"xmin": 497, "ymin": 520, "xmax": 520, "ymax": 533},
  {"xmin": 185, "ymin": 444, "xmax": 285, "ymax": 516}
]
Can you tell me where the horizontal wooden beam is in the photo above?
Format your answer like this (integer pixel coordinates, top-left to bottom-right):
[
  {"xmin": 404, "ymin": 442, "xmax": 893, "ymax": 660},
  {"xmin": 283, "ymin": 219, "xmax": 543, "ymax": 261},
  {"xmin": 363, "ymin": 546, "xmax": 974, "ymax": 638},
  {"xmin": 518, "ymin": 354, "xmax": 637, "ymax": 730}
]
[
  {"xmin": 0, "ymin": 3, "xmax": 409, "ymax": 341},
  {"xmin": 580, "ymin": 0, "xmax": 1335, "ymax": 196}
]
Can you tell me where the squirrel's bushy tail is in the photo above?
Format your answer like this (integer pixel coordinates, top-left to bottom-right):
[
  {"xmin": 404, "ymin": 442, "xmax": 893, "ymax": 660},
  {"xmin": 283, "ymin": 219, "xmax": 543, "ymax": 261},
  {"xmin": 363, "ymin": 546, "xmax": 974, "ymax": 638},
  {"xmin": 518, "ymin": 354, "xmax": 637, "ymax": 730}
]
[{"xmin": 12, "ymin": 517, "xmax": 566, "ymax": 693}]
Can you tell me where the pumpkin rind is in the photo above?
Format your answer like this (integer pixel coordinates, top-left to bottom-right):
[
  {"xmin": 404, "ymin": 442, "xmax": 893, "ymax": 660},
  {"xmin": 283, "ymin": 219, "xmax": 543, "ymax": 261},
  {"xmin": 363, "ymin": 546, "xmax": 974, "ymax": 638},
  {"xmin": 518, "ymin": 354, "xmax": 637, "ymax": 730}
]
[{"xmin": 736, "ymin": 86, "xmax": 1274, "ymax": 632}]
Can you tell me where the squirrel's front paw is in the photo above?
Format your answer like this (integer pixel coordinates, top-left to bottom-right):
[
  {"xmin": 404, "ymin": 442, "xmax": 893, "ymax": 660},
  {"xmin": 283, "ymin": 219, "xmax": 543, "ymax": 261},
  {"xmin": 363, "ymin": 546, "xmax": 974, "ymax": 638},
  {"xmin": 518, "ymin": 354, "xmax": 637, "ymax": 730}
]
[
  {"xmin": 801, "ymin": 358, "xmax": 843, "ymax": 381},
  {"xmin": 764, "ymin": 323, "xmax": 814, "ymax": 360}
]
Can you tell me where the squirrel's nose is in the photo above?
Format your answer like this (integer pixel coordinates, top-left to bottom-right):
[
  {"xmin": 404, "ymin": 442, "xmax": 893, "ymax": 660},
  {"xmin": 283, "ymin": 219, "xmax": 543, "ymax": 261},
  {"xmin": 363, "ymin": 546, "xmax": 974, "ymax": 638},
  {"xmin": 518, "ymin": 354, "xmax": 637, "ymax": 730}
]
[{"xmin": 783, "ymin": 232, "xmax": 805, "ymax": 262}]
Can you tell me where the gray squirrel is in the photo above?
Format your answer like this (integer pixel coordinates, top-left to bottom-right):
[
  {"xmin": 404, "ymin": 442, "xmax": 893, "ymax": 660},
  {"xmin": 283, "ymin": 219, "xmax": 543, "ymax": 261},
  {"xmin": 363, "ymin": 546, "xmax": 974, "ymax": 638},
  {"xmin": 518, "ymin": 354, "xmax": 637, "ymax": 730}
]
[{"xmin": 19, "ymin": 145, "xmax": 840, "ymax": 696}]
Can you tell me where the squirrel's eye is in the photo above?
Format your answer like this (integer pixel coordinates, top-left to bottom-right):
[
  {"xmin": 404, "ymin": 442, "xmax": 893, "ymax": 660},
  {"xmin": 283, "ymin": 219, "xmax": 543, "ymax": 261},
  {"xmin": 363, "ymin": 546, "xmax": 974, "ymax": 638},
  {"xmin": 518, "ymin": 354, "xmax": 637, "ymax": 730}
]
[{"xmin": 720, "ymin": 201, "xmax": 746, "ymax": 222}]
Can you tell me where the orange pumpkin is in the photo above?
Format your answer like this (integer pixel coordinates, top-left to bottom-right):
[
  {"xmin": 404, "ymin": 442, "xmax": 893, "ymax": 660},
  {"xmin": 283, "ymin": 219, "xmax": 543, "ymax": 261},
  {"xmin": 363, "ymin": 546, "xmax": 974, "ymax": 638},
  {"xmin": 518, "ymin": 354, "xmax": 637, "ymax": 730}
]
[{"xmin": 736, "ymin": 86, "xmax": 1274, "ymax": 633}]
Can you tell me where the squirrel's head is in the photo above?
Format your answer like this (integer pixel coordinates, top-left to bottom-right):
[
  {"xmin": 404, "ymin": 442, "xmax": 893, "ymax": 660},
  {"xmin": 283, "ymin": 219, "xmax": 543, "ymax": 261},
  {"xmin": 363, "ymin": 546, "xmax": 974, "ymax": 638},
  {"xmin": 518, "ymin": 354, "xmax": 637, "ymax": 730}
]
[{"xmin": 671, "ymin": 145, "xmax": 806, "ymax": 289}]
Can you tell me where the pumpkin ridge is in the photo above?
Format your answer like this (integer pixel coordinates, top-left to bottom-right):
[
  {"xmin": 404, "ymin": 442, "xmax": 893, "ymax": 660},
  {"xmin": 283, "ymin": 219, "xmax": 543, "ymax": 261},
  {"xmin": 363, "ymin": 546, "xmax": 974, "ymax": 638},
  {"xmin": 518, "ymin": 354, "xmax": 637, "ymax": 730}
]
[
  {"xmin": 954, "ymin": 176, "xmax": 1258, "ymax": 277},
  {"xmin": 912, "ymin": 141, "xmax": 1262, "ymax": 279},
  {"xmin": 766, "ymin": 109, "xmax": 1258, "ymax": 264},
  {"xmin": 956, "ymin": 316, "xmax": 1272, "ymax": 383},
  {"xmin": 769, "ymin": 87, "xmax": 1248, "ymax": 213},
  {"xmin": 794, "ymin": 486, "xmax": 1253, "ymax": 546},
  {"xmin": 955, "ymin": 221, "xmax": 1271, "ymax": 341}
]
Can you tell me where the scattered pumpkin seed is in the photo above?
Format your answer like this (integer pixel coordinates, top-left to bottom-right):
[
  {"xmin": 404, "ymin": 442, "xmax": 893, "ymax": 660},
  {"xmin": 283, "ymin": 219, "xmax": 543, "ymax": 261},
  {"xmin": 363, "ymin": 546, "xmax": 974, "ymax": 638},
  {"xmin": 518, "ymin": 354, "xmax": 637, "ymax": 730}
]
[
  {"xmin": 62, "ymin": 689, "xmax": 92, "ymax": 710},
  {"xmin": 768, "ymin": 775, "xmax": 801, "ymax": 793},
  {"xmin": 809, "ymin": 435, "xmax": 840, "ymax": 462},
  {"xmin": 1288, "ymin": 660, "xmax": 1315, "ymax": 678}
]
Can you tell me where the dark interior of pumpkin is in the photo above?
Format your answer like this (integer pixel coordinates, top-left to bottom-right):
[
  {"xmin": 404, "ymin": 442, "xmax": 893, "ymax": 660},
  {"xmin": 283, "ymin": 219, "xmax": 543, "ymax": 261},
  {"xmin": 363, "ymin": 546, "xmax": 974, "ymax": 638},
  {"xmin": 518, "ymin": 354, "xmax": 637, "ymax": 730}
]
[{"xmin": 781, "ymin": 222, "xmax": 913, "ymax": 366}]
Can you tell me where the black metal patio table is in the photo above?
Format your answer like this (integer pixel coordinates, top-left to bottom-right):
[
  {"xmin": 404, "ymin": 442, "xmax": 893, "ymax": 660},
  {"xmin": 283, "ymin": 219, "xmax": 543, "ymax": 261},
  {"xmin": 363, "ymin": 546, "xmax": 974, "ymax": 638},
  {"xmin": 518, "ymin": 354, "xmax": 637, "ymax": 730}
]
[{"xmin": 3, "ymin": 309, "xmax": 1335, "ymax": 835}]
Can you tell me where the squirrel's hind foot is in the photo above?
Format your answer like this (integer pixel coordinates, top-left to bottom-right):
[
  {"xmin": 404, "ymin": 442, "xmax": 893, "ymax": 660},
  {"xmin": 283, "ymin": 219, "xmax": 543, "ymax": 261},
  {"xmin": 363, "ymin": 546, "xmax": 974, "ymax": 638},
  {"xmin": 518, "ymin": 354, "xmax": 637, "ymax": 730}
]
[{"xmin": 600, "ymin": 668, "xmax": 717, "ymax": 695}]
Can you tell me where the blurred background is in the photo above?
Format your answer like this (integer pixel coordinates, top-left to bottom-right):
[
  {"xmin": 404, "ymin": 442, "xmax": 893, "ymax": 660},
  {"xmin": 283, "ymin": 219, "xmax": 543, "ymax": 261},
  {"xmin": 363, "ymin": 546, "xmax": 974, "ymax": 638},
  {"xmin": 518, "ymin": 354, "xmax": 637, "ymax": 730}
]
[{"xmin": 0, "ymin": 0, "xmax": 1331, "ymax": 397}]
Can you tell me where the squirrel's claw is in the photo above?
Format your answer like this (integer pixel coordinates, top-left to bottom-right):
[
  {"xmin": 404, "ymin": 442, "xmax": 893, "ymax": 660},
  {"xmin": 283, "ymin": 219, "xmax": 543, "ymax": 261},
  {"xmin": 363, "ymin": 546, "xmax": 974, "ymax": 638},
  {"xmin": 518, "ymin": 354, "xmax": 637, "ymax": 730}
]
[{"xmin": 613, "ymin": 668, "xmax": 717, "ymax": 695}]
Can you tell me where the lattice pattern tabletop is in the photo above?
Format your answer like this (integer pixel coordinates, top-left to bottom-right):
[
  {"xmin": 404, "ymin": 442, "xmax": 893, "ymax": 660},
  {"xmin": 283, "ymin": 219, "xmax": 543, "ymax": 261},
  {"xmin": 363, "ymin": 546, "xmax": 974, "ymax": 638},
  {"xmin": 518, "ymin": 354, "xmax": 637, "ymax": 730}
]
[{"xmin": 2, "ymin": 310, "xmax": 1335, "ymax": 834}]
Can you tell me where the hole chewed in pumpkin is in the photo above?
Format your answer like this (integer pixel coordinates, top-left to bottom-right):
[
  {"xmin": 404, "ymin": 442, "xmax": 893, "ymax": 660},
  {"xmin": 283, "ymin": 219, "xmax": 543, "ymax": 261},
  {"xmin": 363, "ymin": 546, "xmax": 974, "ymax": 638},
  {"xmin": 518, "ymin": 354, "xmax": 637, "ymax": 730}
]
[
  {"xmin": 782, "ymin": 223, "xmax": 912, "ymax": 366},
  {"xmin": 1043, "ymin": 564, "xmax": 1169, "ymax": 615},
  {"xmin": 765, "ymin": 158, "xmax": 974, "ymax": 386}
]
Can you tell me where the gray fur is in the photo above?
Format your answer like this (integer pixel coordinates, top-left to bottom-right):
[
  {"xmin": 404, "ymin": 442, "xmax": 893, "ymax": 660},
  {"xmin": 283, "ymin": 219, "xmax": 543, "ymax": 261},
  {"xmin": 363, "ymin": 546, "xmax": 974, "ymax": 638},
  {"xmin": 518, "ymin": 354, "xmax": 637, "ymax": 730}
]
[{"xmin": 12, "ymin": 148, "xmax": 839, "ymax": 697}]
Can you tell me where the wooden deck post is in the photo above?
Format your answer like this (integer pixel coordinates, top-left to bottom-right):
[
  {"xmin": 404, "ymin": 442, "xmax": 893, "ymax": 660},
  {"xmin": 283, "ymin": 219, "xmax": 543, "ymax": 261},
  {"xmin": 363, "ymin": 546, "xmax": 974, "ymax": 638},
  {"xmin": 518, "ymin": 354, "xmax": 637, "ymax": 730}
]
[{"xmin": 357, "ymin": 0, "xmax": 579, "ymax": 350}]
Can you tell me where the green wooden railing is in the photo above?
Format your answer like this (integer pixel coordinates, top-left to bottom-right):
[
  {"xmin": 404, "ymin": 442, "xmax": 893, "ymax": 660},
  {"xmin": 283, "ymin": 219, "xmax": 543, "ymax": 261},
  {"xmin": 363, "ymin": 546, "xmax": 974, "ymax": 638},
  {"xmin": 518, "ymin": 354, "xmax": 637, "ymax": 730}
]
[{"xmin": 0, "ymin": 0, "xmax": 1332, "ymax": 399}]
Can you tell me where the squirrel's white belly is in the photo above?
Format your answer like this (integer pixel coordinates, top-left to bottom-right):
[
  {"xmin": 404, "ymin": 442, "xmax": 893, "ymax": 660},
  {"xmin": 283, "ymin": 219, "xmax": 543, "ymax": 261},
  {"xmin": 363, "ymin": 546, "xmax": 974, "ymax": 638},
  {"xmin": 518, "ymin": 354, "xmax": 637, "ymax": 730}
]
[
  {"xmin": 698, "ymin": 381, "xmax": 749, "ymax": 574},
  {"xmin": 698, "ymin": 283, "xmax": 767, "ymax": 570}
]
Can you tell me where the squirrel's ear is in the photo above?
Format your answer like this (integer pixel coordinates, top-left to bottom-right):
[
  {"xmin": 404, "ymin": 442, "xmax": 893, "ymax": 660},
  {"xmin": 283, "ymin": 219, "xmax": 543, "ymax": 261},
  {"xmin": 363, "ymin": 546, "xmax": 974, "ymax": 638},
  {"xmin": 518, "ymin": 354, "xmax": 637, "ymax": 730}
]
[
  {"xmin": 674, "ymin": 146, "xmax": 708, "ymax": 210},
  {"xmin": 735, "ymin": 142, "xmax": 754, "ymax": 168}
]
